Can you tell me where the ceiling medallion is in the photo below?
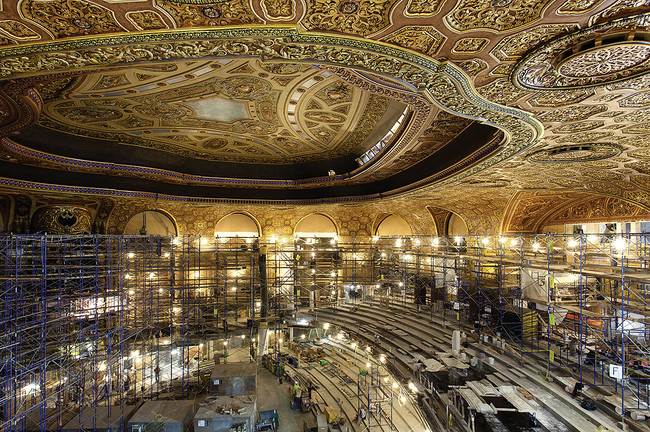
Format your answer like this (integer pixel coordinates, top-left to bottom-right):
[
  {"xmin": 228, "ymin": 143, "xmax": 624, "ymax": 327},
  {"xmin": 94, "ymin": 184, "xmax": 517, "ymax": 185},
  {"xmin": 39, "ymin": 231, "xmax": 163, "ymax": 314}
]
[
  {"xmin": 527, "ymin": 143, "xmax": 622, "ymax": 163},
  {"xmin": 557, "ymin": 42, "xmax": 650, "ymax": 78},
  {"xmin": 513, "ymin": 13, "xmax": 650, "ymax": 90}
]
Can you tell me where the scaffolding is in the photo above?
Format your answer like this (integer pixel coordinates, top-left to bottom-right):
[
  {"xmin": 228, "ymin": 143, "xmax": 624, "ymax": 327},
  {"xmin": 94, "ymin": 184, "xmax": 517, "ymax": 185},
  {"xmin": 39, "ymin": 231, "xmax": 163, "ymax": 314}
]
[
  {"xmin": 357, "ymin": 364, "xmax": 393, "ymax": 430},
  {"xmin": 1, "ymin": 233, "xmax": 650, "ymax": 430}
]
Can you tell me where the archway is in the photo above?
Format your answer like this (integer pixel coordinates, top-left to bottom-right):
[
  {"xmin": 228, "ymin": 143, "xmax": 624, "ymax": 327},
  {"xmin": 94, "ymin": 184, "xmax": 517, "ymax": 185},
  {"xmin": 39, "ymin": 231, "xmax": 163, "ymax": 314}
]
[
  {"xmin": 124, "ymin": 210, "xmax": 177, "ymax": 235},
  {"xmin": 294, "ymin": 213, "xmax": 338, "ymax": 238},
  {"xmin": 446, "ymin": 213, "xmax": 469, "ymax": 236},
  {"xmin": 215, "ymin": 213, "xmax": 260, "ymax": 238},
  {"xmin": 375, "ymin": 215, "xmax": 412, "ymax": 237}
]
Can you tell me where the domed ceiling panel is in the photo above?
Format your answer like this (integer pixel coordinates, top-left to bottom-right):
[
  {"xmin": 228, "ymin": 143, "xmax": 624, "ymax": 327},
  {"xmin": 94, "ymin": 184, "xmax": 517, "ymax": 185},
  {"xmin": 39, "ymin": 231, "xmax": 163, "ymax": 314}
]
[{"xmin": 36, "ymin": 59, "xmax": 396, "ymax": 165}]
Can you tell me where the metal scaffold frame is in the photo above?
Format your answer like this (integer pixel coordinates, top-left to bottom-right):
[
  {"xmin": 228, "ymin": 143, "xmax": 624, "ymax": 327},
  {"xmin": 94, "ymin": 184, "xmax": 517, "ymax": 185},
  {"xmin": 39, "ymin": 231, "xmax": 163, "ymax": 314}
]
[
  {"xmin": 357, "ymin": 364, "xmax": 393, "ymax": 430},
  {"xmin": 1, "ymin": 232, "xmax": 650, "ymax": 430}
]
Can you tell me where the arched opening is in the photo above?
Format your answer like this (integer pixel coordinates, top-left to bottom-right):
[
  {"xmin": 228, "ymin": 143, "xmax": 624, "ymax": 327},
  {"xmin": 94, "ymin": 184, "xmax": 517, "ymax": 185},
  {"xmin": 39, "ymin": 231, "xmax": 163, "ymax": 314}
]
[
  {"xmin": 375, "ymin": 215, "xmax": 412, "ymax": 237},
  {"xmin": 124, "ymin": 210, "xmax": 177, "ymax": 236},
  {"xmin": 294, "ymin": 213, "xmax": 337, "ymax": 238},
  {"xmin": 215, "ymin": 213, "xmax": 260, "ymax": 238},
  {"xmin": 446, "ymin": 213, "xmax": 469, "ymax": 236}
]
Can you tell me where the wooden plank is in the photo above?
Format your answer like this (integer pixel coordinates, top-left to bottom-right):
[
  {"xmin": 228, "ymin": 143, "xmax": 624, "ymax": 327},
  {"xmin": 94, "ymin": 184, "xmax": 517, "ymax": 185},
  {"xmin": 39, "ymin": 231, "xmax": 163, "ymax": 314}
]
[
  {"xmin": 485, "ymin": 374, "xmax": 507, "ymax": 388},
  {"xmin": 498, "ymin": 386, "xmax": 537, "ymax": 416},
  {"xmin": 457, "ymin": 388, "xmax": 496, "ymax": 414}
]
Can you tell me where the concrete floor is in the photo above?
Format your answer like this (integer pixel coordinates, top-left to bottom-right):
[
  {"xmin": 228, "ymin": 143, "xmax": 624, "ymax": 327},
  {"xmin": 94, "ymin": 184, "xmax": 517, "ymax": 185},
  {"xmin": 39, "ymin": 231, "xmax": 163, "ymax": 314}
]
[{"xmin": 257, "ymin": 366, "xmax": 314, "ymax": 432}]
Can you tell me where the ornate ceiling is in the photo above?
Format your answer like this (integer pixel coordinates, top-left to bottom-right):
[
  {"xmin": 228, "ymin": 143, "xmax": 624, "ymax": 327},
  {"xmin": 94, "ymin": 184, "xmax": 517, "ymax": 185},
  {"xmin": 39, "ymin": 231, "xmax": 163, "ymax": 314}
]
[
  {"xmin": 0, "ymin": 0, "xmax": 650, "ymax": 233},
  {"xmin": 36, "ymin": 59, "xmax": 404, "ymax": 165}
]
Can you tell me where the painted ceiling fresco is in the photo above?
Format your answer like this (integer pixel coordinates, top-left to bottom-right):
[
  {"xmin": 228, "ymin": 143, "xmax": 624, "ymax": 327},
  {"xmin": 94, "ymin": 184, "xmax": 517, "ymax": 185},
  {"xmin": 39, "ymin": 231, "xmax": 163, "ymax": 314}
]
[{"xmin": 0, "ymin": 0, "xmax": 650, "ymax": 233}]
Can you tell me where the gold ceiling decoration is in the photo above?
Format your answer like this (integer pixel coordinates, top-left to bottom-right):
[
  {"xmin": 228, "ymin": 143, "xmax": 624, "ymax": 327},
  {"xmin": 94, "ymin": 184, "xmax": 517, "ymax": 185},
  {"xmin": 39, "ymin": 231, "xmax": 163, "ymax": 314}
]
[
  {"xmin": 551, "ymin": 121, "xmax": 605, "ymax": 134},
  {"xmin": 381, "ymin": 26, "xmax": 446, "ymax": 56},
  {"xmin": 261, "ymin": 0, "xmax": 296, "ymax": 20},
  {"xmin": 490, "ymin": 24, "xmax": 579, "ymax": 62},
  {"xmin": 0, "ymin": 28, "xmax": 542, "ymax": 179},
  {"xmin": 527, "ymin": 144, "xmax": 623, "ymax": 163},
  {"xmin": 452, "ymin": 38, "xmax": 489, "ymax": 54},
  {"xmin": 444, "ymin": 0, "xmax": 554, "ymax": 33},
  {"xmin": 1, "ymin": 1, "xmax": 650, "ymax": 231},
  {"xmin": 0, "ymin": 20, "xmax": 40, "ymax": 40},
  {"xmin": 457, "ymin": 60, "xmax": 488, "ymax": 77},
  {"xmin": 513, "ymin": 13, "xmax": 650, "ymax": 90},
  {"xmin": 404, "ymin": 0, "xmax": 444, "ymax": 16},
  {"xmin": 301, "ymin": 0, "xmax": 397, "ymax": 36},
  {"xmin": 557, "ymin": 0, "xmax": 605, "ymax": 14},
  {"xmin": 125, "ymin": 11, "xmax": 168, "ymax": 31},
  {"xmin": 37, "ymin": 59, "xmax": 391, "ymax": 164},
  {"xmin": 20, "ymin": 0, "xmax": 125, "ymax": 39},
  {"xmin": 155, "ymin": 0, "xmax": 262, "ymax": 27},
  {"xmin": 526, "ymin": 89, "xmax": 595, "ymax": 107}
]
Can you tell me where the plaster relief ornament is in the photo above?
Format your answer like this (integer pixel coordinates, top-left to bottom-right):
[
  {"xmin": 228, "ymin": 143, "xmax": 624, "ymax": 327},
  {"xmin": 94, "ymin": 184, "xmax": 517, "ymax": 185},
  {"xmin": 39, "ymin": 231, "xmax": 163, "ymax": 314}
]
[{"xmin": 513, "ymin": 13, "xmax": 650, "ymax": 90}]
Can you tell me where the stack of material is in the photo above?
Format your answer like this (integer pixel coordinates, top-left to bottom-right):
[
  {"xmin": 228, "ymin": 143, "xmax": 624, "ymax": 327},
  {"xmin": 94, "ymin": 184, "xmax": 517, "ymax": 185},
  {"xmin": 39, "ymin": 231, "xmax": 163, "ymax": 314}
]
[
  {"xmin": 194, "ymin": 396, "xmax": 257, "ymax": 432},
  {"xmin": 456, "ymin": 387, "xmax": 498, "ymax": 414},
  {"xmin": 439, "ymin": 353, "xmax": 469, "ymax": 369},
  {"xmin": 209, "ymin": 362, "xmax": 257, "ymax": 396},
  {"xmin": 303, "ymin": 348, "xmax": 326, "ymax": 362},
  {"xmin": 422, "ymin": 358, "xmax": 445, "ymax": 373},
  {"xmin": 324, "ymin": 406, "xmax": 338, "ymax": 423},
  {"xmin": 466, "ymin": 380, "xmax": 500, "ymax": 398},
  {"xmin": 61, "ymin": 406, "xmax": 137, "ymax": 432},
  {"xmin": 129, "ymin": 400, "xmax": 196, "ymax": 432}
]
